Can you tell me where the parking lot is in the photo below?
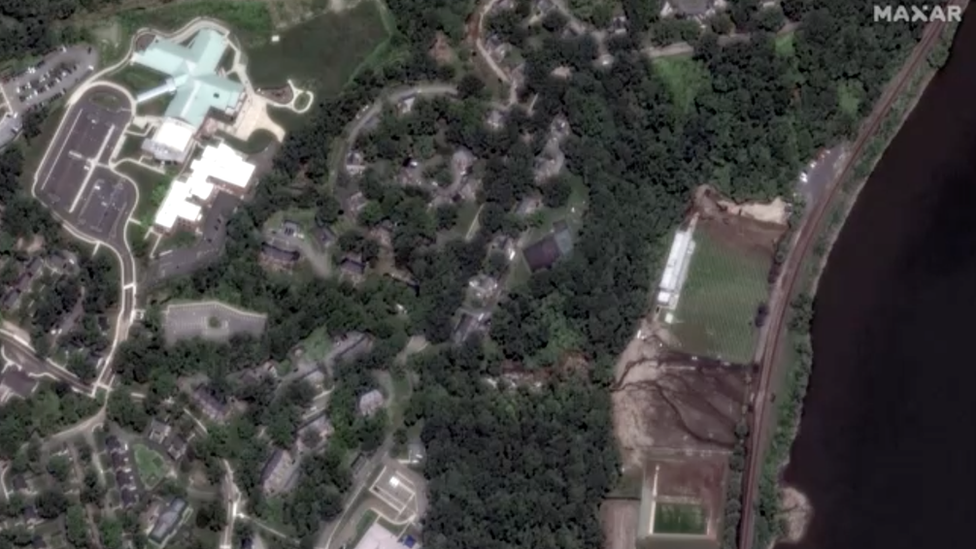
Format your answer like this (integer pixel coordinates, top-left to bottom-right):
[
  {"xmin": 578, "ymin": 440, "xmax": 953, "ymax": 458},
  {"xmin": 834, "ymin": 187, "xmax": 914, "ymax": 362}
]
[
  {"xmin": 162, "ymin": 301, "xmax": 267, "ymax": 345},
  {"xmin": 73, "ymin": 168, "xmax": 135, "ymax": 242},
  {"xmin": 1, "ymin": 45, "xmax": 98, "ymax": 115},
  {"xmin": 146, "ymin": 191, "xmax": 242, "ymax": 285}
]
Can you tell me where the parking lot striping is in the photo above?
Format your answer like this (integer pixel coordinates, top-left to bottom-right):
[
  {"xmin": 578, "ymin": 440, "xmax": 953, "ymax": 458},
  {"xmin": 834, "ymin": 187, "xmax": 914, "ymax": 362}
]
[
  {"xmin": 41, "ymin": 109, "xmax": 83, "ymax": 191},
  {"xmin": 69, "ymin": 124, "xmax": 117, "ymax": 214}
]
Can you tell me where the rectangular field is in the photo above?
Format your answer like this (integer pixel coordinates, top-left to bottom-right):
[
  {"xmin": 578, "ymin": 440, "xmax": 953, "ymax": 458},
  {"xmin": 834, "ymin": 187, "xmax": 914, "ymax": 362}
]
[
  {"xmin": 670, "ymin": 222, "xmax": 772, "ymax": 363},
  {"xmin": 654, "ymin": 503, "xmax": 707, "ymax": 535},
  {"xmin": 245, "ymin": 0, "xmax": 391, "ymax": 94}
]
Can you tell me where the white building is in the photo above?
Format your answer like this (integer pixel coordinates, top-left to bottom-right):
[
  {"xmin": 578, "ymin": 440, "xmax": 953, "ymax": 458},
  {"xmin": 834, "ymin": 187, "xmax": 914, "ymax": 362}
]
[
  {"xmin": 656, "ymin": 228, "xmax": 696, "ymax": 311},
  {"xmin": 153, "ymin": 142, "xmax": 256, "ymax": 232}
]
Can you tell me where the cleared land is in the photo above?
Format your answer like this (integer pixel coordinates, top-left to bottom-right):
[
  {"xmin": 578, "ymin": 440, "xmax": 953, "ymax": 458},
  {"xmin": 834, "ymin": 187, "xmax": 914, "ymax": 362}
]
[
  {"xmin": 653, "ymin": 56, "xmax": 710, "ymax": 114},
  {"xmin": 246, "ymin": 0, "xmax": 391, "ymax": 95},
  {"xmin": 133, "ymin": 443, "xmax": 166, "ymax": 486},
  {"xmin": 669, "ymin": 216, "xmax": 780, "ymax": 364}
]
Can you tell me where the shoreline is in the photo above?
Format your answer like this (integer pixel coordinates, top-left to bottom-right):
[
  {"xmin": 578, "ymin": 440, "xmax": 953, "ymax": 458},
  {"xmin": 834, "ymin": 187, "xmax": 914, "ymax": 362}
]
[{"xmin": 758, "ymin": 17, "xmax": 962, "ymax": 549}]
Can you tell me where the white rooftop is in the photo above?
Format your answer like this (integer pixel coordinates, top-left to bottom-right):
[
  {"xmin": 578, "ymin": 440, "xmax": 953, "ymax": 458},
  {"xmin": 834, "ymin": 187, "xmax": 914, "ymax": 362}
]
[
  {"xmin": 354, "ymin": 523, "xmax": 402, "ymax": 549},
  {"xmin": 153, "ymin": 142, "xmax": 255, "ymax": 231},
  {"xmin": 147, "ymin": 118, "xmax": 197, "ymax": 162}
]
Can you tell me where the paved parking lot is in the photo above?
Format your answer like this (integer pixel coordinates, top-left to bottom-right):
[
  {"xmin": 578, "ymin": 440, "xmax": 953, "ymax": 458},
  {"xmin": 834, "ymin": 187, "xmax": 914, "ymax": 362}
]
[
  {"xmin": 0, "ymin": 45, "xmax": 98, "ymax": 149},
  {"xmin": 147, "ymin": 191, "xmax": 241, "ymax": 285},
  {"xmin": 1, "ymin": 45, "xmax": 98, "ymax": 115},
  {"xmin": 74, "ymin": 168, "xmax": 134, "ymax": 242},
  {"xmin": 162, "ymin": 301, "xmax": 267, "ymax": 345}
]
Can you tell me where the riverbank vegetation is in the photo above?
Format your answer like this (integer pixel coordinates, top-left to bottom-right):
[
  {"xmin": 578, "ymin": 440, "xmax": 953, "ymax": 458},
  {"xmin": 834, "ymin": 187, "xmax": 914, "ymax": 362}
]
[{"xmin": 748, "ymin": 20, "xmax": 960, "ymax": 549}]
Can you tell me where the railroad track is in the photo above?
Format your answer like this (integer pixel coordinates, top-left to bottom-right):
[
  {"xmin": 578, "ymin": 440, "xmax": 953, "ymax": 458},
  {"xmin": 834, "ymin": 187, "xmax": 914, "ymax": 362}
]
[{"xmin": 737, "ymin": 6, "xmax": 967, "ymax": 548}]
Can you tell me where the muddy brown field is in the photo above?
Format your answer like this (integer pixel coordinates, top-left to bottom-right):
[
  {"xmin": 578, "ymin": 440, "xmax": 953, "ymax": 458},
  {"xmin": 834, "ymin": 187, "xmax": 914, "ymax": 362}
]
[
  {"xmin": 602, "ymin": 500, "xmax": 639, "ymax": 549},
  {"xmin": 613, "ymin": 348, "xmax": 751, "ymax": 471}
]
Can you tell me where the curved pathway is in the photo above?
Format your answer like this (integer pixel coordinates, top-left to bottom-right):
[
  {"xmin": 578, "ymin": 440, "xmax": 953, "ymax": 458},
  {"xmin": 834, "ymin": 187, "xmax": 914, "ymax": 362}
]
[
  {"xmin": 329, "ymin": 83, "xmax": 457, "ymax": 186},
  {"xmin": 32, "ymin": 84, "xmax": 141, "ymax": 388}
]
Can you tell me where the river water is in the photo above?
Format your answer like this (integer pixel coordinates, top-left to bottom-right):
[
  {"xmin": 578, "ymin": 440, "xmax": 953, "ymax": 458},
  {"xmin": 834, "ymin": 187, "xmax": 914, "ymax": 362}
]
[{"xmin": 775, "ymin": 14, "xmax": 976, "ymax": 549}]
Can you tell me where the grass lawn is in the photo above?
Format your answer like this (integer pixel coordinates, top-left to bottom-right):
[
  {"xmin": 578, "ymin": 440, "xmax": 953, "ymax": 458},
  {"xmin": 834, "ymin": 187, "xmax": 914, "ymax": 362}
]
[
  {"xmin": 775, "ymin": 31, "xmax": 796, "ymax": 57},
  {"xmin": 652, "ymin": 56, "xmax": 710, "ymax": 114},
  {"xmin": 119, "ymin": 134, "xmax": 144, "ymax": 160},
  {"xmin": 671, "ymin": 229, "xmax": 770, "ymax": 363},
  {"xmin": 653, "ymin": 503, "xmax": 707, "ymax": 535},
  {"xmin": 299, "ymin": 325, "xmax": 334, "ymax": 362},
  {"xmin": 118, "ymin": 1, "xmax": 274, "ymax": 47},
  {"xmin": 114, "ymin": 161, "xmax": 172, "ymax": 226},
  {"xmin": 245, "ymin": 0, "xmax": 391, "ymax": 96},
  {"xmin": 837, "ymin": 79, "xmax": 865, "ymax": 117},
  {"xmin": 107, "ymin": 64, "xmax": 167, "ymax": 94},
  {"xmin": 133, "ymin": 443, "xmax": 167, "ymax": 487},
  {"xmin": 350, "ymin": 510, "xmax": 378, "ymax": 547}
]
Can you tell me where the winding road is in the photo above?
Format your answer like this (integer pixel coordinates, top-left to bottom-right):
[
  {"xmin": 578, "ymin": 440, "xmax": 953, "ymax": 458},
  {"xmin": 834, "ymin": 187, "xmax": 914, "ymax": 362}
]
[{"xmin": 738, "ymin": 6, "xmax": 967, "ymax": 549}]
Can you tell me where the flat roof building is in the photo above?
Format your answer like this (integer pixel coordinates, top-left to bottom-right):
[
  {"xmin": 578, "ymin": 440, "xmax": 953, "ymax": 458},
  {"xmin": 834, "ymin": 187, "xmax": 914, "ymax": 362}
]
[
  {"xmin": 656, "ymin": 228, "xmax": 696, "ymax": 310},
  {"xmin": 153, "ymin": 142, "xmax": 256, "ymax": 232},
  {"xmin": 132, "ymin": 29, "xmax": 245, "ymax": 162}
]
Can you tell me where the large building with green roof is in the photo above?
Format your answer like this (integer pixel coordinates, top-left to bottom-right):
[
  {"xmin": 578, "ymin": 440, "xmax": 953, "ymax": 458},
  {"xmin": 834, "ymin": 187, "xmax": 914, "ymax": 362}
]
[{"xmin": 132, "ymin": 28, "xmax": 246, "ymax": 162}]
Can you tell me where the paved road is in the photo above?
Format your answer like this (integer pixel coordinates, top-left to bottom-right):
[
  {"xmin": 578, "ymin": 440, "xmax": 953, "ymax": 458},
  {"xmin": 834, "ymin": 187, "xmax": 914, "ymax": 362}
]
[
  {"xmin": 0, "ymin": 331, "xmax": 90, "ymax": 393},
  {"xmin": 316, "ymin": 441, "xmax": 393, "ymax": 549},
  {"xmin": 737, "ymin": 6, "xmax": 965, "ymax": 549},
  {"xmin": 331, "ymin": 84, "xmax": 457, "ymax": 188},
  {"xmin": 34, "ymin": 84, "xmax": 140, "ymax": 384}
]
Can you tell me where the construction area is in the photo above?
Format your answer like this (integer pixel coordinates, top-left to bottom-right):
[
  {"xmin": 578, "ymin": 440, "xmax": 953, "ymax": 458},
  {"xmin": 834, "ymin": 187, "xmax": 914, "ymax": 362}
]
[{"xmin": 602, "ymin": 186, "xmax": 777, "ymax": 549}]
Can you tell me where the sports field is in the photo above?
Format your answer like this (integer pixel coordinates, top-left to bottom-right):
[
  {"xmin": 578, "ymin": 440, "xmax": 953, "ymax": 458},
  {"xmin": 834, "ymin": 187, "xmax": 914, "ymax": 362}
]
[
  {"xmin": 133, "ymin": 443, "xmax": 167, "ymax": 487},
  {"xmin": 653, "ymin": 503, "xmax": 707, "ymax": 535},
  {"xmin": 246, "ymin": 0, "xmax": 392, "ymax": 96},
  {"xmin": 670, "ymin": 223, "xmax": 772, "ymax": 363}
]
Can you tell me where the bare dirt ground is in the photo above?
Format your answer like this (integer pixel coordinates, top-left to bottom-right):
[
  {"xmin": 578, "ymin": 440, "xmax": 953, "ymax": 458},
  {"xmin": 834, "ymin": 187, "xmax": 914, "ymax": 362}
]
[
  {"xmin": 612, "ymin": 328, "xmax": 751, "ymax": 471},
  {"xmin": 717, "ymin": 197, "xmax": 790, "ymax": 226},
  {"xmin": 697, "ymin": 187, "xmax": 786, "ymax": 259},
  {"xmin": 779, "ymin": 485, "xmax": 813, "ymax": 543},
  {"xmin": 601, "ymin": 500, "xmax": 639, "ymax": 549}
]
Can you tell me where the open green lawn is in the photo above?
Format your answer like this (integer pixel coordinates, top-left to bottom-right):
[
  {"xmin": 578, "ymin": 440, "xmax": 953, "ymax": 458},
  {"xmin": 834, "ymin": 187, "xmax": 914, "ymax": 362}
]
[
  {"xmin": 118, "ymin": 1, "xmax": 274, "ymax": 46},
  {"xmin": 775, "ymin": 31, "xmax": 796, "ymax": 57},
  {"xmin": 838, "ymin": 79, "xmax": 865, "ymax": 117},
  {"xmin": 653, "ymin": 503, "xmax": 707, "ymax": 535},
  {"xmin": 133, "ymin": 443, "xmax": 167, "ymax": 487},
  {"xmin": 671, "ymin": 228, "xmax": 771, "ymax": 363},
  {"xmin": 652, "ymin": 56, "xmax": 710, "ymax": 114},
  {"xmin": 246, "ymin": 0, "xmax": 391, "ymax": 96},
  {"xmin": 107, "ymin": 64, "xmax": 167, "ymax": 94},
  {"xmin": 114, "ymin": 161, "xmax": 172, "ymax": 226}
]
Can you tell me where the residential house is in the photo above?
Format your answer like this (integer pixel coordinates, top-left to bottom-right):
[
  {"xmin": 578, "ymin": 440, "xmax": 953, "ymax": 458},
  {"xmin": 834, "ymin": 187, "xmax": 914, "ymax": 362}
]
[
  {"xmin": 149, "ymin": 498, "xmax": 188, "ymax": 543},
  {"xmin": 345, "ymin": 150, "xmax": 367, "ymax": 177},
  {"xmin": 515, "ymin": 196, "xmax": 542, "ymax": 217},
  {"xmin": 316, "ymin": 226, "xmax": 337, "ymax": 247},
  {"xmin": 468, "ymin": 275, "xmax": 499, "ymax": 302},
  {"xmin": 339, "ymin": 255, "xmax": 366, "ymax": 282},
  {"xmin": 662, "ymin": 0, "xmax": 716, "ymax": 19},
  {"xmin": 192, "ymin": 387, "xmax": 230, "ymax": 423},
  {"xmin": 522, "ymin": 221, "xmax": 574, "ymax": 272},
  {"xmin": 261, "ymin": 450, "xmax": 299, "ymax": 495},
  {"xmin": 147, "ymin": 419, "xmax": 172, "ymax": 444},
  {"xmin": 453, "ymin": 310, "xmax": 491, "ymax": 345},
  {"xmin": 260, "ymin": 242, "xmax": 301, "ymax": 269},
  {"xmin": 165, "ymin": 433, "xmax": 189, "ymax": 461},
  {"xmin": 357, "ymin": 389, "xmax": 385, "ymax": 417},
  {"xmin": 346, "ymin": 192, "xmax": 368, "ymax": 216}
]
